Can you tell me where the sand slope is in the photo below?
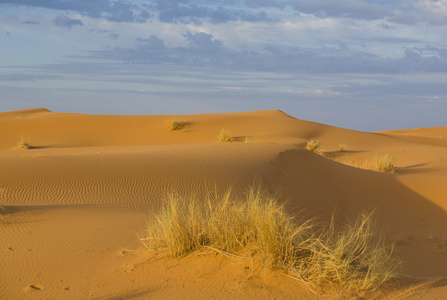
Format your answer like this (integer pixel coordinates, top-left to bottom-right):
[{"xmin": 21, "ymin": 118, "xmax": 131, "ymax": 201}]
[{"xmin": 1, "ymin": 108, "xmax": 447, "ymax": 299}]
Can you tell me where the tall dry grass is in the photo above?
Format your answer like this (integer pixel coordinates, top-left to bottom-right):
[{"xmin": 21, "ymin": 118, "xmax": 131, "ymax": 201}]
[
  {"xmin": 168, "ymin": 120, "xmax": 189, "ymax": 131},
  {"xmin": 142, "ymin": 188, "xmax": 399, "ymax": 294},
  {"xmin": 17, "ymin": 137, "xmax": 31, "ymax": 150},
  {"xmin": 291, "ymin": 212, "xmax": 398, "ymax": 293},
  {"xmin": 339, "ymin": 144, "xmax": 347, "ymax": 152},
  {"xmin": 306, "ymin": 140, "xmax": 326, "ymax": 157},
  {"xmin": 363, "ymin": 153, "xmax": 396, "ymax": 173},
  {"xmin": 218, "ymin": 129, "xmax": 234, "ymax": 143}
]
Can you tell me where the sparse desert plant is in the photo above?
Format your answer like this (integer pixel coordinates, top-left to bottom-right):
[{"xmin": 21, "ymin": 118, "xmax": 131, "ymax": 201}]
[
  {"xmin": 218, "ymin": 129, "xmax": 233, "ymax": 143},
  {"xmin": 339, "ymin": 144, "xmax": 347, "ymax": 152},
  {"xmin": 306, "ymin": 139, "xmax": 326, "ymax": 156},
  {"xmin": 142, "ymin": 188, "xmax": 399, "ymax": 294},
  {"xmin": 17, "ymin": 137, "xmax": 31, "ymax": 150},
  {"xmin": 168, "ymin": 120, "xmax": 189, "ymax": 131},
  {"xmin": 363, "ymin": 153, "xmax": 396, "ymax": 173}
]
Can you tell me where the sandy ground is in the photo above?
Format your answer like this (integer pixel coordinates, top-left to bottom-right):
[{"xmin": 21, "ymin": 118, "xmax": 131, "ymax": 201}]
[{"xmin": 1, "ymin": 108, "xmax": 446, "ymax": 299}]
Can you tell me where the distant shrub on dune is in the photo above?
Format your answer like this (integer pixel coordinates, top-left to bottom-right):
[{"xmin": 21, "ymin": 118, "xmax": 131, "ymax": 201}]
[
  {"xmin": 363, "ymin": 153, "xmax": 396, "ymax": 173},
  {"xmin": 17, "ymin": 137, "xmax": 32, "ymax": 150},
  {"xmin": 142, "ymin": 188, "xmax": 399, "ymax": 294},
  {"xmin": 168, "ymin": 120, "xmax": 189, "ymax": 131},
  {"xmin": 306, "ymin": 139, "xmax": 326, "ymax": 157},
  {"xmin": 218, "ymin": 129, "xmax": 233, "ymax": 143},
  {"xmin": 339, "ymin": 143, "xmax": 347, "ymax": 152}
]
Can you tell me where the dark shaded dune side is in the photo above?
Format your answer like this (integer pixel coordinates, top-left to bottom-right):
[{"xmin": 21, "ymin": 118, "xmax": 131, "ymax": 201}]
[
  {"xmin": 265, "ymin": 148, "xmax": 447, "ymax": 221},
  {"xmin": 262, "ymin": 148, "xmax": 447, "ymax": 278}
]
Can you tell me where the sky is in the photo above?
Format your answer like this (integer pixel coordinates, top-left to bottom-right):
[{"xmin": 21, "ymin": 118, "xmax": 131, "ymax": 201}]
[{"xmin": 1, "ymin": 0, "xmax": 447, "ymax": 131}]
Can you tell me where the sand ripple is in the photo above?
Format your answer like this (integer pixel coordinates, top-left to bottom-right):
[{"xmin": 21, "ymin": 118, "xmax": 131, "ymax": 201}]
[{"xmin": 0, "ymin": 144, "xmax": 293, "ymax": 210}]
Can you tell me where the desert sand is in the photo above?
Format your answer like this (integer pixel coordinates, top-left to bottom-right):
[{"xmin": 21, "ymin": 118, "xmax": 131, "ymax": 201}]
[{"xmin": 1, "ymin": 108, "xmax": 446, "ymax": 299}]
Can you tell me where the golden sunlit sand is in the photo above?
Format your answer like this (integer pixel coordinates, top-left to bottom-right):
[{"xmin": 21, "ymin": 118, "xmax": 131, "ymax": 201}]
[{"xmin": 1, "ymin": 108, "xmax": 447, "ymax": 299}]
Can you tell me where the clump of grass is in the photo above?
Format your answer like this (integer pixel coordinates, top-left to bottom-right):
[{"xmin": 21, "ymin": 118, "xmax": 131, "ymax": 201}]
[
  {"xmin": 168, "ymin": 120, "xmax": 189, "ymax": 131},
  {"xmin": 218, "ymin": 129, "xmax": 233, "ymax": 143},
  {"xmin": 142, "ymin": 188, "xmax": 309, "ymax": 264},
  {"xmin": 18, "ymin": 137, "xmax": 32, "ymax": 150},
  {"xmin": 142, "ymin": 189, "xmax": 399, "ymax": 294},
  {"xmin": 339, "ymin": 144, "xmax": 347, "ymax": 152},
  {"xmin": 306, "ymin": 139, "xmax": 326, "ymax": 156},
  {"xmin": 363, "ymin": 153, "xmax": 396, "ymax": 173}
]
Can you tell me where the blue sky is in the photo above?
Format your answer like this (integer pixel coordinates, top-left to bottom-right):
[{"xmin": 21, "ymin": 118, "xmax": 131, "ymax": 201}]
[{"xmin": 1, "ymin": 0, "xmax": 447, "ymax": 131}]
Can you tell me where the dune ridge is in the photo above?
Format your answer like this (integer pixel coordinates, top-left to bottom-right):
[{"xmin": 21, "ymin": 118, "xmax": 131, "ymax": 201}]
[{"xmin": 1, "ymin": 108, "xmax": 447, "ymax": 299}]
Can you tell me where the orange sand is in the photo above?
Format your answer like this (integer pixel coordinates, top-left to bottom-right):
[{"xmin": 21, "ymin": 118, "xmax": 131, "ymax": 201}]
[{"xmin": 1, "ymin": 108, "xmax": 446, "ymax": 299}]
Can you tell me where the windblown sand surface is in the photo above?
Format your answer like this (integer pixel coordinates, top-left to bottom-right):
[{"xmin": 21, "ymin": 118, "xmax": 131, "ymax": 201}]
[{"xmin": 1, "ymin": 108, "xmax": 446, "ymax": 299}]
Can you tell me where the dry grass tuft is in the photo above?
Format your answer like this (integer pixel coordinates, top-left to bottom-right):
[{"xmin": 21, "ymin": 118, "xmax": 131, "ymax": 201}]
[
  {"xmin": 142, "ymin": 188, "xmax": 308, "ymax": 264},
  {"xmin": 363, "ymin": 153, "xmax": 396, "ymax": 173},
  {"xmin": 168, "ymin": 120, "xmax": 189, "ymax": 131},
  {"xmin": 339, "ymin": 144, "xmax": 347, "ymax": 152},
  {"xmin": 218, "ymin": 129, "xmax": 234, "ymax": 143},
  {"xmin": 142, "ymin": 188, "xmax": 399, "ymax": 294},
  {"xmin": 306, "ymin": 139, "xmax": 326, "ymax": 157},
  {"xmin": 18, "ymin": 137, "xmax": 32, "ymax": 150}
]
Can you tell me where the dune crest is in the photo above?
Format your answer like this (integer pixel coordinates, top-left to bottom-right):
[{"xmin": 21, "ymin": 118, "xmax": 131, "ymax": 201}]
[{"xmin": 0, "ymin": 107, "xmax": 51, "ymax": 118}]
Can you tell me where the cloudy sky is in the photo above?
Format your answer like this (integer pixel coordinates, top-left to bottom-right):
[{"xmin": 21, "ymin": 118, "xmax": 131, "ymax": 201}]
[{"xmin": 1, "ymin": 0, "xmax": 447, "ymax": 131}]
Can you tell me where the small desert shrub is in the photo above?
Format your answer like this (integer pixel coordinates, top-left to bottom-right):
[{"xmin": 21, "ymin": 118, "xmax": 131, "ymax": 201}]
[
  {"xmin": 18, "ymin": 137, "xmax": 31, "ymax": 150},
  {"xmin": 363, "ymin": 153, "xmax": 396, "ymax": 173},
  {"xmin": 142, "ymin": 189, "xmax": 399, "ymax": 294},
  {"xmin": 306, "ymin": 139, "xmax": 326, "ymax": 157},
  {"xmin": 339, "ymin": 144, "xmax": 347, "ymax": 152},
  {"xmin": 218, "ymin": 129, "xmax": 233, "ymax": 143},
  {"xmin": 168, "ymin": 120, "xmax": 189, "ymax": 131}
]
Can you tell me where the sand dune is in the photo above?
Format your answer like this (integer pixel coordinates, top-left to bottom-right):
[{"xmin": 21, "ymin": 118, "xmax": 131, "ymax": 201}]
[{"xmin": 1, "ymin": 108, "xmax": 446, "ymax": 299}]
